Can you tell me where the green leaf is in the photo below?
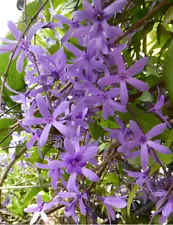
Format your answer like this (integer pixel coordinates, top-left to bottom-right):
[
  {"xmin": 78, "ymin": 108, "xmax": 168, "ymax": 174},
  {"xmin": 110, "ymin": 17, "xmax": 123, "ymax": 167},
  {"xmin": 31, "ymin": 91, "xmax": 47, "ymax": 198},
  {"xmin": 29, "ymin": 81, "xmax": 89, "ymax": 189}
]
[
  {"xmin": 157, "ymin": 151, "xmax": 173, "ymax": 165},
  {"xmin": 103, "ymin": 173, "xmax": 120, "ymax": 186},
  {"xmin": 39, "ymin": 191, "xmax": 51, "ymax": 202},
  {"xmin": 0, "ymin": 52, "xmax": 26, "ymax": 107},
  {"xmin": 163, "ymin": 40, "xmax": 173, "ymax": 103},
  {"xmin": 165, "ymin": 129, "xmax": 173, "ymax": 148},
  {"xmin": 23, "ymin": 188, "xmax": 41, "ymax": 207},
  {"xmin": 8, "ymin": 197, "xmax": 24, "ymax": 216},
  {"xmin": 164, "ymin": 5, "xmax": 173, "ymax": 26},
  {"xmin": 17, "ymin": 0, "xmax": 42, "ymax": 32},
  {"xmin": 89, "ymin": 123, "xmax": 106, "ymax": 140},
  {"xmin": 0, "ymin": 118, "xmax": 14, "ymax": 131},
  {"xmin": 0, "ymin": 118, "xmax": 15, "ymax": 149},
  {"xmin": 139, "ymin": 91, "xmax": 154, "ymax": 102},
  {"xmin": 127, "ymin": 184, "xmax": 139, "ymax": 216}
]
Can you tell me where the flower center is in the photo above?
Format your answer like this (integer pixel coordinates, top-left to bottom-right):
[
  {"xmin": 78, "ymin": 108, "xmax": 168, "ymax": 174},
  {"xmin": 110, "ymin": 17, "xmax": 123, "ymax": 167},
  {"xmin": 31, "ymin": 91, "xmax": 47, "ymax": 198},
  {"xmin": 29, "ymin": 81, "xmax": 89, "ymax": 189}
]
[
  {"xmin": 96, "ymin": 11, "xmax": 104, "ymax": 21},
  {"xmin": 20, "ymin": 39, "xmax": 29, "ymax": 51},
  {"xmin": 72, "ymin": 21, "xmax": 79, "ymax": 28},
  {"xmin": 47, "ymin": 116, "xmax": 53, "ymax": 124},
  {"xmin": 120, "ymin": 73, "xmax": 127, "ymax": 81},
  {"xmin": 51, "ymin": 70, "xmax": 60, "ymax": 80},
  {"xmin": 139, "ymin": 136, "xmax": 147, "ymax": 144},
  {"xmin": 85, "ymin": 53, "xmax": 91, "ymax": 61}
]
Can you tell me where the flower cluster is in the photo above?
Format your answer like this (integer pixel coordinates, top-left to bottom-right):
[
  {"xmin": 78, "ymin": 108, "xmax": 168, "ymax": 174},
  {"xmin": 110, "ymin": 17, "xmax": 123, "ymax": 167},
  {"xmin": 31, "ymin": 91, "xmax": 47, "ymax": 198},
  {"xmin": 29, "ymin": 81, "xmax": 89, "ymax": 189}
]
[{"xmin": 0, "ymin": 0, "xmax": 172, "ymax": 224}]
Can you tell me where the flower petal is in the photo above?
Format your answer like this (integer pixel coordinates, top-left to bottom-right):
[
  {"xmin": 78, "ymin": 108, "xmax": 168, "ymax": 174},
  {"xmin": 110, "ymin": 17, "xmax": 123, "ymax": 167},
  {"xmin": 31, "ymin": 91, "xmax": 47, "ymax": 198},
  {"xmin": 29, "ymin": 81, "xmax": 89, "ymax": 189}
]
[
  {"xmin": 82, "ymin": 167, "xmax": 99, "ymax": 182},
  {"xmin": 55, "ymin": 14, "xmax": 71, "ymax": 24},
  {"xmin": 82, "ymin": 146, "xmax": 98, "ymax": 161},
  {"xmin": 36, "ymin": 94, "xmax": 51, "ymax": 118},
  {"xmin": 22, "ymin": 118, "xmax": 46, "ymax": 126},
  {"xmin": 141, "ymin": 143, "xmax": 148, "ymax": 170},
  {"xmin": 39, "ymin": 124, "xmax": 51, "ymax": 147},
  {"xmin": 127, "ymin": 77, "xmax": 149, "ymax": 91},
  {"xmin": 104, "ymin": 0, "xmax": 127, "ymax": 18},
  {"xmin": 98, "ymin": 75, "xmax": 118, "ymax": 88},
  {"xmin": 64, "ymin": 42, "xmax": 84, "ymax": 57},
  {"xmin": 104, "ymin": 197, "xmax": 127, "ymax": 208},
  {"xmin": 16, "ymin": 51, "xmax": 25, "ymax": 73},
  {"xmin": 79, "ymin": 198, "xmax": 86, "ymax": 215},
  {"xmin": 53, "ymin": 101, "xmax": 69, "ymax": 118},
  {"xmin": 24, "ymin": 204, "xmax": 37, "ymax": 213},
  {"xmin": 120, "ymin": 81, "xmax": 128, "ymax": 105},
  {"xmin": 58, "ymin": 192, "xmax": 76, "ymax": 198},
  {"xmin": 126, "ymin": 57, "xmax": 148, "ymax": 77},
  {"xmin": 162, "ymin": 202, "xmax": 172, "ymax": 217},
  {"xmin": 147, "ymin": 140, "xmax": 171, "ymax": 154},
  {"xmin": 53, "ymin": 121, "xmax": 70, "ymax": 137},
  {"xmin": 30, "ymin": 211, "xmax": 40, "ymax": 225},
  {"xmin": 64, "ymin": 138, "xmax": 75, "ymax": 154},
  {"xmin": 67, "ymin": 173, "xmax": 77, "ymax": 192},
  {"xmin": 113, "ymin": 48, "xmax": 125, "ymax": 73},
  {"xmin": 130, "ymin": 120, "xmax": 143, "ymax": 137},
  {"xmin": 27, "ymin": 21, "xmax": 45, "ymax": 41},
  {"xmin": 146, "ymin": 123, "xmax": 166, "ymax": 139},
  {"xmin": 7, "ymin": 20, "xmax": 22, "ymax": 40}
]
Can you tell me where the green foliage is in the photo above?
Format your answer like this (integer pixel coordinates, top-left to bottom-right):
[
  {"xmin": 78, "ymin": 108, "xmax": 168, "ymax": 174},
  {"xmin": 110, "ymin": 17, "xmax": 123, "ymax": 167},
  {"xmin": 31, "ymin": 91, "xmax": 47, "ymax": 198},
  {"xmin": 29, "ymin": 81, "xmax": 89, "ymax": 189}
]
[
  {"xmin": 127, "ymin": 184, "xmax": 140, "ymax": 216},
  {"xmin": 8, "ymin": 197, "xmax": 24, "ymax": 216},
  {"xmin": 163, "ymin": 40, "xmax": 173, "ymax": 103},
  {"xmin": 0, "ymin": 118, "xmax": 15, "ymax": 148},
  {"xmin": 89, "ymin": 123, "xmax": 106, "ymax": 140}
]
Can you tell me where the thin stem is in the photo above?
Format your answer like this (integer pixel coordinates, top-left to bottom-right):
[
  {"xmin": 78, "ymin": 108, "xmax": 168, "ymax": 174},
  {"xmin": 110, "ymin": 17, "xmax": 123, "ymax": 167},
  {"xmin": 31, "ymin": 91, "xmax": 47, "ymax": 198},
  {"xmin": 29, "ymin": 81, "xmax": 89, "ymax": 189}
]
[
  {"xmin": 0, "ymin": 124, "xmax": 18, "ymax": 146},
  {"xmin": 0, "ymin": 185, "xmax": 40, "ymax": 190},
  {"xmin": 0, "ymin": 103, "xmax": 20, "ymax": 118}
]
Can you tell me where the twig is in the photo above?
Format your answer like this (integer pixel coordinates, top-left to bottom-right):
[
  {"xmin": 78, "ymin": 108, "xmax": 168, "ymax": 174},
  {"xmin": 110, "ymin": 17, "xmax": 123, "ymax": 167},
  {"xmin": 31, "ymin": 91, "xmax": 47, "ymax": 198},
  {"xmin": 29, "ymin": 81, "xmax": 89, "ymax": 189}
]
[
  {"xmin": 0, "ymin": 124, "xmax": 18, "ymax": 146},
  {"xmin": 114, "ymin": 0, "xmax": 168, "ymax": 45},
  {"xmin": 59, "ymin": 81, "xmax": 72, "ymax": 93},
  {"xmin": 0, "ymin": 0, "xmax": 49, "ymax": 110},
  {"xmin": 0, "ymin": 185, "xmax": 40, "ymax": 190},
  {"xmin": 88, "ymin": 139, "xmax": 120, "ymax": 192},
  {"xmin": 0, "ymin": 103, "xmax": 20, "ymax": 118}
]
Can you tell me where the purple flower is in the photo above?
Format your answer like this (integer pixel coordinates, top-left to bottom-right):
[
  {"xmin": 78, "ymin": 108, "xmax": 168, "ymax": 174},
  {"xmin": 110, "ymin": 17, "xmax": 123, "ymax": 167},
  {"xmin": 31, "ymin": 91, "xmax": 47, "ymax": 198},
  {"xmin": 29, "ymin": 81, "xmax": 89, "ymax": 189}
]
[
  {"xmin": 118, "ymin": 121, "xmax": 171, "ymax": 170},
  {"xmin": 153, "ymin": 191, "xmax": 173, "ymax": 224},
  {"xmin": 124, "ymin": 169, "xmax": 153, "ymax": 192},
  {"xmin": 61, "ymin": 138, "xmax": 99, "ymax": 191},
  {"xmin": 101, "ymin": 196, "xmax": 127, "ymax": 223},
  {"xmin": 58, "ymin": 190, "xmax": 87, "ymax": 222},
  {"xmin": 37, "ymin": 138, "xmax": 99, "ymax": 191},
  {"xmin": 103, "ymin": 116, "xmax": 132, "ymax": 144},
  {"xmin": 36, "ymin": 158, "xmax": 65, "ymax": 189},
  {"xmin": 73, "ymin": 0, "xmax": 127, "ymax": 23},
  {"xmin": 54, "ymin": 14, "xmax": 81, "ymax": 43},
  {"xmin": 0, "ymin": 20, "xmax": 45, "ymax": 72},
  {"xmin": 24, "ymin": 194, "xmax": 49, "ymax": 225},
  {"xmin": 64, "ymin": 39, "xmax": 104, "ymax": 73},
  {"xmin": 148, "ymin": 88, "xmax": 171, "ymax": 128},
  {"xmin": 23, "ymin": 94, "xmax": 70, "ymax": 147},
  {"xmin": 98, "ymin": 48, "xmax": 149, "ymax": 105},
  {"xmin": 72, "ymin": 80, "xmax": 126, "ymax": 120}
]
